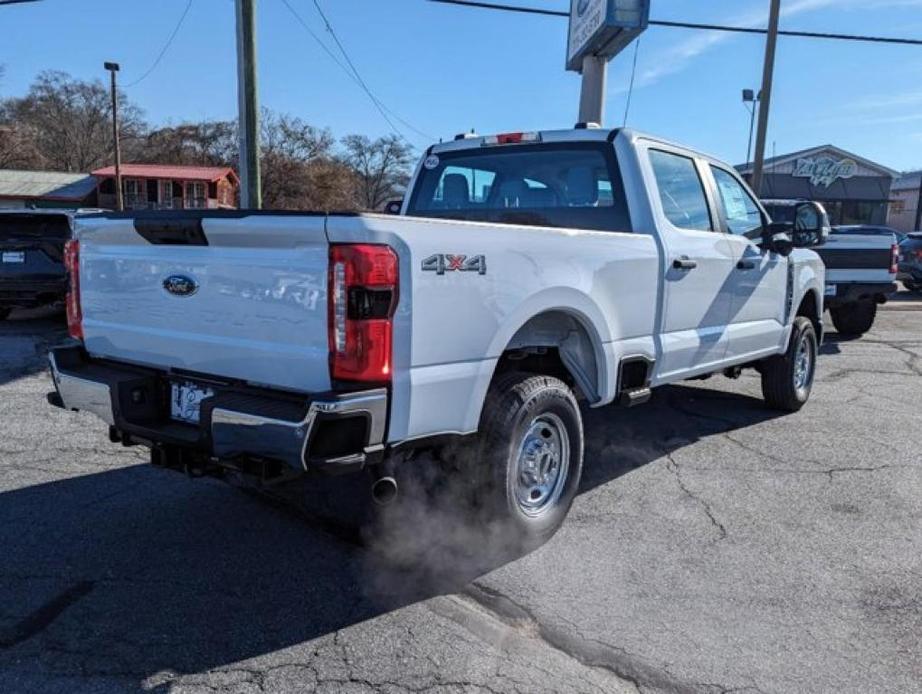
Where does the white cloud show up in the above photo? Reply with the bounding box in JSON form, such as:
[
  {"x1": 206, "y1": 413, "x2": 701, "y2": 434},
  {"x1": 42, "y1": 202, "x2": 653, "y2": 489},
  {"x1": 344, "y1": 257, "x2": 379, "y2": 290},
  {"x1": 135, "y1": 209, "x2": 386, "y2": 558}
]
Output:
[{"x1": 622, "y1": 0, "x2": 921, "y2": 91}]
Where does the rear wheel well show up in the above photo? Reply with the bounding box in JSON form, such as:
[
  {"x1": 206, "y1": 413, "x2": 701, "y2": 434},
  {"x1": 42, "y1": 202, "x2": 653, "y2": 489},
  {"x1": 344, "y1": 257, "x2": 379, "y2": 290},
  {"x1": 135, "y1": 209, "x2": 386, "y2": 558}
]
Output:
[{"x1": 494, "y1": 311, "x2": 601, "y2": 403}]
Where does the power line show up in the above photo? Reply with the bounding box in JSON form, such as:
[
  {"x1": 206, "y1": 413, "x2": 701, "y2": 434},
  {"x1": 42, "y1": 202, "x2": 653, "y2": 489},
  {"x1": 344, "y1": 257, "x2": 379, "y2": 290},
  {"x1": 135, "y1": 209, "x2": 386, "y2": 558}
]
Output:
[
  {"x1": 428, "y1": 0, "x2": 922, "y2": 46},
  {"x1": 124, "y1": 0, "x2": 194, "y2": 88},
  {"x1": 280, "y1": 0, "x2": 434, "y2": 143},
  {"x1": 308, "y1": 0, "x2": 410, "y2": 140}
]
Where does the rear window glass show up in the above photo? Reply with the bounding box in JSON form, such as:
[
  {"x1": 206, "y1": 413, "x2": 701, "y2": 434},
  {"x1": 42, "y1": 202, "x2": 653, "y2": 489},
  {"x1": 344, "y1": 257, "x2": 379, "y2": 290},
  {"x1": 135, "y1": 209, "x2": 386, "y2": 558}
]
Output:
[{"x1": 406, "y1": 143, "x2": 632, "y2": 233}]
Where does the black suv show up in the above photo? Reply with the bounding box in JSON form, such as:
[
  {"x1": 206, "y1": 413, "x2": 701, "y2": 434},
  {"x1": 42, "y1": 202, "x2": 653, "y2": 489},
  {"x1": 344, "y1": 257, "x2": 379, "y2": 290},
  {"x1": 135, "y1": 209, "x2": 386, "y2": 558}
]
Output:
[{"x1": 0, "y1": 209, "x2": 88, "y2": 320}]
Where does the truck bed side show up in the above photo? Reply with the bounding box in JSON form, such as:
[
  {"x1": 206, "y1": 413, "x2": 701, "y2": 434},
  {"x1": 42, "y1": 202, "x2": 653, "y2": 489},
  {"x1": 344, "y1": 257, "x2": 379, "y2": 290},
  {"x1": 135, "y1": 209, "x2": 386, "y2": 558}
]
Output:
[{"x1": 327, "y1": 213, "x2": 659, "y2": 442}]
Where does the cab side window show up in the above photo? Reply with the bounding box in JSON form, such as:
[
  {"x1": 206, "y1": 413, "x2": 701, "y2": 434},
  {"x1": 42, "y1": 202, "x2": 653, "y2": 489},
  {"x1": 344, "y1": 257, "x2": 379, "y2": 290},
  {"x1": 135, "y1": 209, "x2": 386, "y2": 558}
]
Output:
[
  {"x1": 710, "y1": 166, "x2": 764, "y2": 238},
  {"x1": 649, "y1": 150, "x2": 713, "y2": 232}
]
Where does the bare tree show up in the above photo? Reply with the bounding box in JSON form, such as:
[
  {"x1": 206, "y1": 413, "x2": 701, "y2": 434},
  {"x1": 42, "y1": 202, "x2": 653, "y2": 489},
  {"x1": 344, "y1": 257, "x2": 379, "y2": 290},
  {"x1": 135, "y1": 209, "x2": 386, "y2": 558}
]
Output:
[
  {"x1": 341, "y1": 134, "x2": 413, "y2": 210},
  {"x1": 7, "y1": 71, "x2": 145, "y2": 172},
  {"x1": 260, "y1": 110, "x2": 356, "y2": 210},
  {"x1": 132, "y1": 120, "x2": 237, "y2": 167}
]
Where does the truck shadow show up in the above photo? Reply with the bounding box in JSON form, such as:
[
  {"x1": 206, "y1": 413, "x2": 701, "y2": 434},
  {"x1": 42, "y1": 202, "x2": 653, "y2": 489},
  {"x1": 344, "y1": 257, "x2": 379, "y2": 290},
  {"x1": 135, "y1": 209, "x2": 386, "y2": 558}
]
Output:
[{"x1": 0, "y1": 383, "x2": 783, "y2": 689}]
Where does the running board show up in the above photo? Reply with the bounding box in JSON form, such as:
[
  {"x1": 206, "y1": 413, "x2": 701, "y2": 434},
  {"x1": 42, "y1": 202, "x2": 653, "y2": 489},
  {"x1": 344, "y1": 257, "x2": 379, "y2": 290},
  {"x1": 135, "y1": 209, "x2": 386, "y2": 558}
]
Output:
[{"x1": 618, "y1": 386, "x2": 652, "y2": 408}]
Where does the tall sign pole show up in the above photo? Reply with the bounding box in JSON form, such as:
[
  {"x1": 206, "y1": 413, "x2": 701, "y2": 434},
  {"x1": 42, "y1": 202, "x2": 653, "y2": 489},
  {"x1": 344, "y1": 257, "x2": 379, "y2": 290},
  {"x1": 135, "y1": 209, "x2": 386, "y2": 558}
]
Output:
[
  {"x1": 104, "y1": 62, "x2": 124, "y2": 212},
  {"x1": 235, "y1": 0, "x2": 261, "y2": 209},
  {"x1": 750, "y1": 0, "x2": 781, "y2": 197},
  {"x1": 567, "y1": 0, "x2": 649, "y2": 126},
  {"x1": 578, "y1": 55, "x2": 608, "y2": 125}
]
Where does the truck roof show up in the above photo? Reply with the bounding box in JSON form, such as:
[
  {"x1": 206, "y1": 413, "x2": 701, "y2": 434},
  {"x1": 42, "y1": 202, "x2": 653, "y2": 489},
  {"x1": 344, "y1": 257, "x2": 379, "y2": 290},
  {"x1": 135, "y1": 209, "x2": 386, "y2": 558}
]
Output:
[{"x1": 428, "y1": 127, "x2": 732, "y2": 169}]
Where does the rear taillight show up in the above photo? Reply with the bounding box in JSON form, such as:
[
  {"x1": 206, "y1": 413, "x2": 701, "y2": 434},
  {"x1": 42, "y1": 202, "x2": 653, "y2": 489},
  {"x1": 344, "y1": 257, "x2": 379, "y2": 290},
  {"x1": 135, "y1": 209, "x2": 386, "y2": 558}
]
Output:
[
  {"x1": 63, "y1": 239, "x2": 83, "y2": 340},
  {"x1": 328, "y1": 244, "x2": 398, "y2": 384},
  {"x1": 890, "y1": 243, "x2": 899, "y2": 274},
  {"x1": 915, "y1": 249, "x2": 922, "y2": 261}
]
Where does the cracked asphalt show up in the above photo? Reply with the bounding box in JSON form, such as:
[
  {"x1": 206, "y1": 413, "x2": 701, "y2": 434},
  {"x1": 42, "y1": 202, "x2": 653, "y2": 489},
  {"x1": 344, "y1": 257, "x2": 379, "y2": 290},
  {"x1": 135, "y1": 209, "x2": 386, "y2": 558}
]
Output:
[{"x1": 1, "y1": 297, "x2": 921, "y2": 693}]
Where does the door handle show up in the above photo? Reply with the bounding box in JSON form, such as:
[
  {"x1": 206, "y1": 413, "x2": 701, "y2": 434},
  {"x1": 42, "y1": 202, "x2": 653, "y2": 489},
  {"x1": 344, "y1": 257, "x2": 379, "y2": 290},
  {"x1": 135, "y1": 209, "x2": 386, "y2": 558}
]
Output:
[
  {"x1": 672, "y1": 257, "x2": 698, "y2": 270},
  {"x1": 736, "y1": 259, "x2": 757, "y2": 270}
]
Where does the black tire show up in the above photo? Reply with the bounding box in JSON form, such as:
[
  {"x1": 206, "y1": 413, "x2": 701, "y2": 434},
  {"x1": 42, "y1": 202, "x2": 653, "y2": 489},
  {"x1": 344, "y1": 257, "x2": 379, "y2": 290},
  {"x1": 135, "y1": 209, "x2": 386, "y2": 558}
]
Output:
[
  {"x1": 761, "y1": 316, "x2": 817, "y2": 412},
  {"x1": 467, "y1": 371, "x2": 584, "y2": 550},
  {"x1": 829, "y1": 301, "x2": 876, "y2": 336}
]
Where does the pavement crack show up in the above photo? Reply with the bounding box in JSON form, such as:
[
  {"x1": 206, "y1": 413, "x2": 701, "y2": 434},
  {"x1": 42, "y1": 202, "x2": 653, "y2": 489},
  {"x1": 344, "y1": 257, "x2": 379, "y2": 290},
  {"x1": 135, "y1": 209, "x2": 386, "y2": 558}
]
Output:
[
  {"x1": 0, "y1": 580, "x2": 94, "y2": 648},
  {"x1": 663, "y1": 448, "x2": 727, "y2": 542},
  {"x1": 461, "y1": 582, "x2": 690, "y2": 694}
]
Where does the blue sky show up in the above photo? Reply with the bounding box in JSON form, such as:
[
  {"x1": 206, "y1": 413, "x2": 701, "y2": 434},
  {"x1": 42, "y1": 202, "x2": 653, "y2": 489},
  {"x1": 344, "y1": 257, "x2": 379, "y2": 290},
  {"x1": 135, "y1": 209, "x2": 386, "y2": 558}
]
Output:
[{"x1": 2, "y1": 0, "x2": 922, "y2": 170}]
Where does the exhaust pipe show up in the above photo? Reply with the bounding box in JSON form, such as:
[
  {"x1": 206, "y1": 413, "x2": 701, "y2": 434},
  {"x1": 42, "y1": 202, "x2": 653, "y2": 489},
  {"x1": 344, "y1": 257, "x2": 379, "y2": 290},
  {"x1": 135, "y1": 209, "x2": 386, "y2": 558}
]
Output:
[
  {"x1": 370, "y1": 460, "x2": 398, "y2": 506},
  {"x1": 371, "y1": 475, "x2": 398, "y2": 506}
]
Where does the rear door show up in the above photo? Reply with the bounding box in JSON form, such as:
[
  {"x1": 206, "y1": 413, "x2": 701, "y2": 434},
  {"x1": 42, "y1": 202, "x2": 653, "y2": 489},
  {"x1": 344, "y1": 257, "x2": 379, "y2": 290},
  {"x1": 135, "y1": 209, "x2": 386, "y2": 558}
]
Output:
[
  {"x1": 706, "y1": 164, "x2": 788, "y2": 360},
  {"x1": 78, "y1": 213, "x2": 332, "y2": 393},
  {"x1": 643, "y1": 145, "x2": 736, "y2": 381}
]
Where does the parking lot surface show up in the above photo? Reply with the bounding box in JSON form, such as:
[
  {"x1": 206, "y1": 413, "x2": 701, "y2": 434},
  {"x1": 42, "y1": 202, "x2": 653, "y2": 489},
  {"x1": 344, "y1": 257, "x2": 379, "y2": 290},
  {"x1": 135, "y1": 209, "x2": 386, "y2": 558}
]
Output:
[{"x1": 1, "y1": 299, "x2": 920, "y2": 693}]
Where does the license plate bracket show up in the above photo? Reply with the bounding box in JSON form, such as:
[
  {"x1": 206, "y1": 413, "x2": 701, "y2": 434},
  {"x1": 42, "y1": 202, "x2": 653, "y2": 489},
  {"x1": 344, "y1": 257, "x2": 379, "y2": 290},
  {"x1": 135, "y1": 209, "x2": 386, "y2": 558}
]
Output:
[{"x1": 170, "y1": 381, "x2": 214, "y2": 424}]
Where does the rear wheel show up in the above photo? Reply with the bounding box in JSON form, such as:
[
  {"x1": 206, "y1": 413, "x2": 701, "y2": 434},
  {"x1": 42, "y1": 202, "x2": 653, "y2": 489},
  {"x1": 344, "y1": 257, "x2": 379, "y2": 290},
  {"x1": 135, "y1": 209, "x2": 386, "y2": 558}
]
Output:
[
  {"x1": 830, "y1": 300, "x2": 876, "y2": 336},
  {"x1": 761, "y1": 316, "x2": 817, "y2": 412},
  {"x1": 468, "y1": 372, "x2": 584, "y2": 550}
]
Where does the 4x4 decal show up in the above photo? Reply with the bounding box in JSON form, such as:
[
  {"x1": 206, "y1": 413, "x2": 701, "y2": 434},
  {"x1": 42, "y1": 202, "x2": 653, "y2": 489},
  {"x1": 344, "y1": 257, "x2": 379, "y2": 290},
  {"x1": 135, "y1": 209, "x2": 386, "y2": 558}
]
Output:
[{"x1": 421, "y1": 254, "x2": 487, "y2": 275}]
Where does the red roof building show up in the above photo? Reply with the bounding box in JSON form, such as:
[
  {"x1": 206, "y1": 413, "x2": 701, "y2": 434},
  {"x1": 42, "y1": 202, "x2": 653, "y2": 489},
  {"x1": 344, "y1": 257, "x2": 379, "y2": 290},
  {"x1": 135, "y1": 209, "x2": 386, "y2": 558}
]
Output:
[{"x1": 91, "y1": 164, "x2": 239, "y2": 211}]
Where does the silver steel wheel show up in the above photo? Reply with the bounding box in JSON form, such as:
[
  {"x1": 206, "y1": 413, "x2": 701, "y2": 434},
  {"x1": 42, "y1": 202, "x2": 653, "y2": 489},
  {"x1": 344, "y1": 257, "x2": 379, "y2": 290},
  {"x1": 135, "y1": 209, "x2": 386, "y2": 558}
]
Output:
[
  {"x1": 513, "y1": 412, "x2": 570, "y2": 518},
  {"x1": 793, "y1": 332, "x2": 815, "y2": 392}
]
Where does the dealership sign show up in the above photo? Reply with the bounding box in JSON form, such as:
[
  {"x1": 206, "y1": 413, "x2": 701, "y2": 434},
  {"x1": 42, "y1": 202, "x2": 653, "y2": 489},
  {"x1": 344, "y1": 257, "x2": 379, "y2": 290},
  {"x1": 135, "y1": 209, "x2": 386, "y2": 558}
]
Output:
[
  {"x1": 793, "y1": 156, "x2": 858, "y2": 188},
  {"x1": 567, "y1": 0, "x2": 650, "y2": 71}
]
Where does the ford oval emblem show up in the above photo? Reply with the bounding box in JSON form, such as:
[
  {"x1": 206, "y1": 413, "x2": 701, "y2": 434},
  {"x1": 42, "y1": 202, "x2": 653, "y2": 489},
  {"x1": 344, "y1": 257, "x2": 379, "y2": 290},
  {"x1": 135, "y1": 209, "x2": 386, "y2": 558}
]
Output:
[
  {"x1": 163, "y1": 274, "x2": 199, "y2": 298},
  {"x1": 576, "y1": 0, "x2": 591, "y2": 17}
]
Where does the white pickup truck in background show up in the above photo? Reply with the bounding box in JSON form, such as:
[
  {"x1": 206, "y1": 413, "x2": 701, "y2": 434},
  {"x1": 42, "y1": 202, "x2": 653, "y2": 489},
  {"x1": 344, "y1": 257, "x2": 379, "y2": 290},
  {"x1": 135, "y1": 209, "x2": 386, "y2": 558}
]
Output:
[
  {"x1": 763, "y1": 200, "x2": 898, "y2": 336},
  {"x1": 48, "y1": 128, "x2": 826, "y2": 547}
]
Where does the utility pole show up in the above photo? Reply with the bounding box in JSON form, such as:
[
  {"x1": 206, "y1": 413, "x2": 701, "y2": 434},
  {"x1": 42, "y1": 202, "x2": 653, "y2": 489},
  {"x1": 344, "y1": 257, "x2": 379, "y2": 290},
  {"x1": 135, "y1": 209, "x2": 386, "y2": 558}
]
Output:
[
  {"x1": 750, "y1": 0, "x2": 781, "y2": 197},
  {"x1": 742, "y1": 89, "x2": 760, "y2": 168},
  {"x1": 578, "y1": 55, "x2": 608, "y2": 125},
  {"x1": 104, "y1": 62, "x2": 124, "y2": 212},
  {"x1": 235, "y1": 0, "x2": 261, "y2": 209}
]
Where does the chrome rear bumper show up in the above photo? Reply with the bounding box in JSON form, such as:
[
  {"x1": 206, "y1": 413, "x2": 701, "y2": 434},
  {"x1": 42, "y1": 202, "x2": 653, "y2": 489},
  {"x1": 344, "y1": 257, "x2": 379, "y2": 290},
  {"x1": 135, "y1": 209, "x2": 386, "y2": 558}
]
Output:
[{"x1": 48, "y1": 347, "x2": 387, "y2": 472}]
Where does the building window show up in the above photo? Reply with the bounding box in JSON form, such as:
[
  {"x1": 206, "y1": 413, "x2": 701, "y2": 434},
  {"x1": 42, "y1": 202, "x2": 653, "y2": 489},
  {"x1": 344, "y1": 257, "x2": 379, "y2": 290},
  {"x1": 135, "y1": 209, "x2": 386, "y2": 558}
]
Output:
[
  {"x1": 160, "y1": 180, "x2": 173, "y2": 209},
  {"x1": 184, "y1": 181, "x2": 206, "y2": 209},
  {"x1": 123, "y1": 179, "x2": 144, "y2": 209}
]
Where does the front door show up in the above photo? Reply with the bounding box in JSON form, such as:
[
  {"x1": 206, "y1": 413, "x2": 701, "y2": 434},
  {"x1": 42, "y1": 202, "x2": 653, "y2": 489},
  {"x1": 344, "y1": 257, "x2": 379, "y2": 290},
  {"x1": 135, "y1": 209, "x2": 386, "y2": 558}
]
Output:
[
  {"x1": 646, "y1": 147, "x2": 737, "y2": 381},
  {"x1": 707, "y1": 165, "x2": 788, "y2": 360}
]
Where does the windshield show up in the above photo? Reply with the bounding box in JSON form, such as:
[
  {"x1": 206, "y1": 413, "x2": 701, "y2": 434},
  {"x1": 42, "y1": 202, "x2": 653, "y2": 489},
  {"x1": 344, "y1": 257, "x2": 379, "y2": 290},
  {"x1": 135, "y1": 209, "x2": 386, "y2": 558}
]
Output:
[{"x1": 406, "y1": 142, "x2": 632, "y2": 232}]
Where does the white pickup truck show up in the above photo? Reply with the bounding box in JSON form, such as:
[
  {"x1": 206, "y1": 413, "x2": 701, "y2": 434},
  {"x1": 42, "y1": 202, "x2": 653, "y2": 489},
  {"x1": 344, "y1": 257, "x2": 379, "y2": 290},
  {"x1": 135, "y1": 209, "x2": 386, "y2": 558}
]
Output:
[
  {"x1": 48, "y1": 128, "x2": 826, "y2": 546},
  {"x1": 763, "y1": 201, "x2": 898, "y2": 336}
]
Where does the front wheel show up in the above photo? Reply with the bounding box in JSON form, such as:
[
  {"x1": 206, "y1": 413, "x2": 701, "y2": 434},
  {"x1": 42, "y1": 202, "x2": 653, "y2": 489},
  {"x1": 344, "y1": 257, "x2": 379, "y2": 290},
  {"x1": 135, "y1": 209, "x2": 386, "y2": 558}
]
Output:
[
  {"x1": 761, "y1": 316, "x2": 817, "y2": 412},
  {"x1": 830, "y1": 300, "x2": 876, "y2": 336},
  {"x1": 470, "y1": 372, "x2": 584, "y2": 550}
]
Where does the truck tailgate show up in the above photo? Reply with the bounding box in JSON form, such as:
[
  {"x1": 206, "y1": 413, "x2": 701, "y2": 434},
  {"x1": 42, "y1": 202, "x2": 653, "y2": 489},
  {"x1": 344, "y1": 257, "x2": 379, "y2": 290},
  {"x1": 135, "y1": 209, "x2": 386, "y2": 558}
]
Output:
[
  {"x1": 77, "y1": 213, "x2": 332, "y2": 393},
  {"x1": 817, "y1": 233, "x2": 894, "y2": 284}
]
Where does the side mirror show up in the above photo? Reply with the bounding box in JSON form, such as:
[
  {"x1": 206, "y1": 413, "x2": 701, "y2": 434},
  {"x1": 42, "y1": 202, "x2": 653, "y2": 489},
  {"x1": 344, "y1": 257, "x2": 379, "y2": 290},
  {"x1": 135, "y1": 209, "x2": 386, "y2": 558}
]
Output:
[
  {"x1": 761, "y1": 225, "x2": 795, "y2": 257},
  {"x1": 791, "y1": 201, "x2": 830, "y2": 247},
  {"x1": 383, "y1": 200, "x2": 403, "y2": 215}
]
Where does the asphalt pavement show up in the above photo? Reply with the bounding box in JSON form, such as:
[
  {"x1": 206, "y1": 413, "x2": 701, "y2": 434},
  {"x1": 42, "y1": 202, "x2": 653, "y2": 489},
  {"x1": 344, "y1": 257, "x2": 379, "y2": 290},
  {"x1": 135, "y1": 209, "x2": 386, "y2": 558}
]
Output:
[{"x1": 0, "y1": 296, "x2": 920, "y2": 693}]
